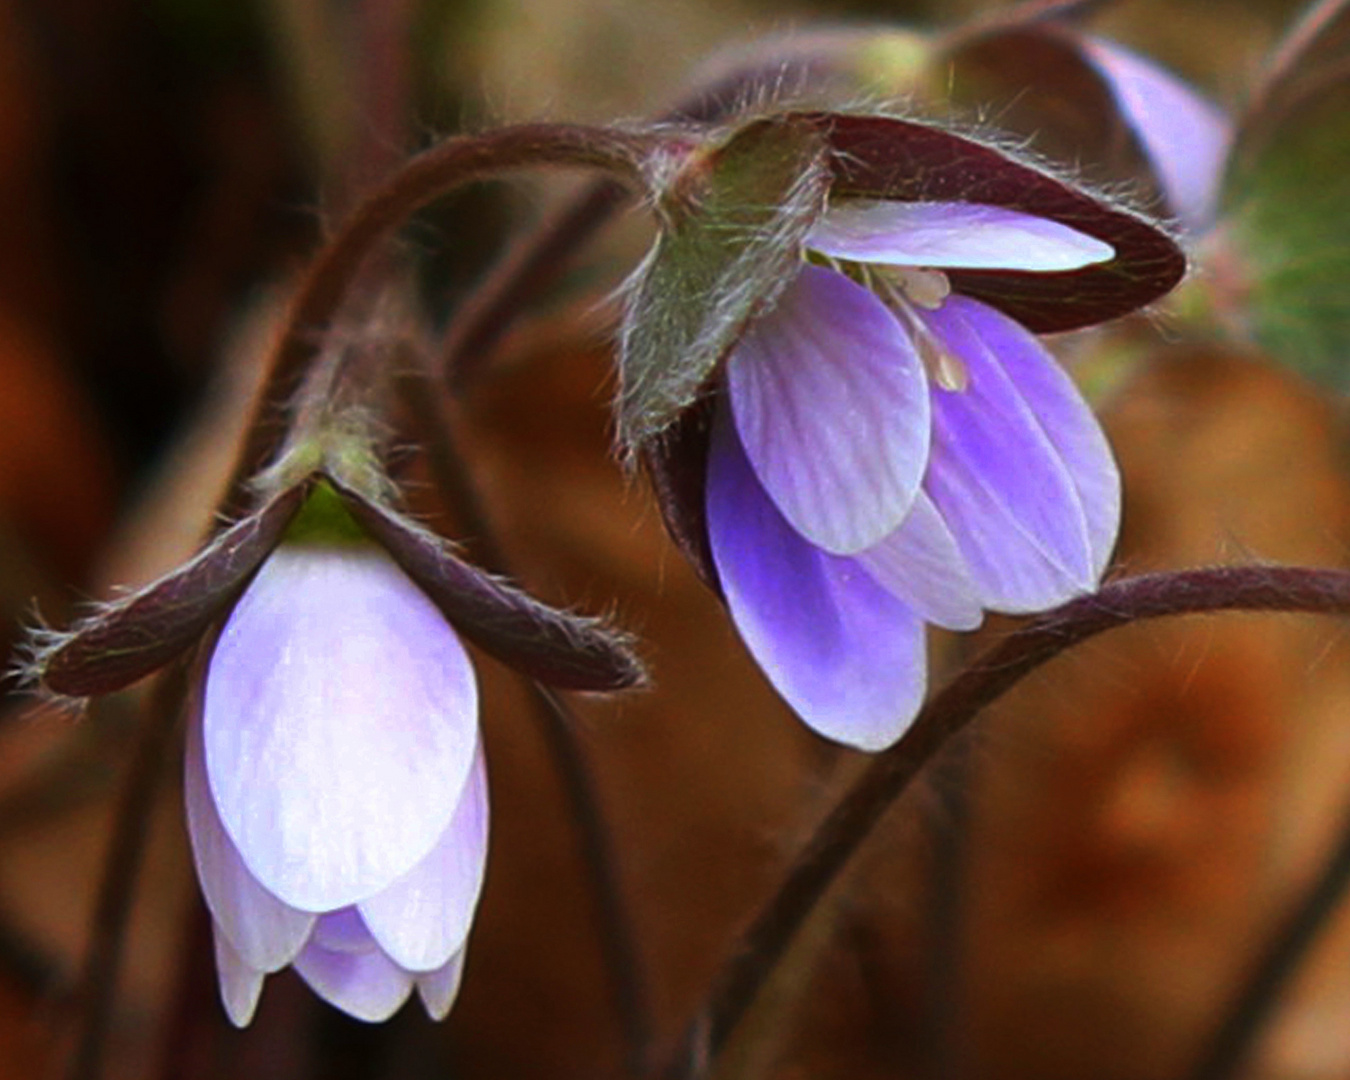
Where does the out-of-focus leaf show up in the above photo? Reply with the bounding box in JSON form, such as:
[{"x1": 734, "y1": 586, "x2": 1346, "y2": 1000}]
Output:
[
  {"x1": 810, "y1": 111, "x2": 1186, "y2": 331},
  {"x1": 617, "y1": 116, "x2": 830, "y2": 451},
  {"x1": 1223, "y1": 0, "x2": 1350, "y2": 385}
]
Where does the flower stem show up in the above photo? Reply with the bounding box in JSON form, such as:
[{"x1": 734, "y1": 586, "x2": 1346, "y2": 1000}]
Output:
[
  {"x1": 394, "y1": 355, "x2": 654, "y2": 1074},
  {"x1": 662, "y1": 565, "x2": 1350, "y2": 1079},
  {"x1": 222, "y1": 122, "x2": 675, "y2": 518},
  {"x1": 64, "y1": 669, "x2": 184, "y2": 1080},
  {"x1": 1187, "y1": 787, "x2": 1350, "y2": 1080}
]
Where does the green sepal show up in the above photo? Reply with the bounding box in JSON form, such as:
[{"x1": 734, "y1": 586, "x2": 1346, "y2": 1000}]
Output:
[
  {"x1": 617, "y1": 115, "x2": 830, "y2": 452},
  {"x1": 283, "y1": 480, "x2": 371, "y2": 546}
]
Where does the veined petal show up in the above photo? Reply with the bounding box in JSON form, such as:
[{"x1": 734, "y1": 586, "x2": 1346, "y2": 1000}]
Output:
[
  {"x1": 855, "y1": 492, "x2": 984, "y2": 631},
  {"x1": 727, "y1": 263, "x2": 930, "y2": 555},
  {"x1": 707, "y1": 409, "x2": 927, "y2": 751},
  {"x1": 213, "y1": 929, "x2": 266, "y2": 1028},
  {"x1": 917, "y1": 296, "x2": 1102, "y2": 612},
  {"x1": 807, "y1": 200, "x2": 1115, "y2": 270},
  {"x1": 293, "y1": 940, "x2": 415, "y2": 1023},
  {"x1": 968, "y1": 299, "x2": 1122, "y2": 577},
  {"x1": 417, "y1": 950, "x2": 468, "y2": 1021},
  {"x1": 184, "y1": 703, "x2": 315, "y2": 972},
  {"x1": 204, "y1": 546, "x2": 479, "y2": 913},
  {"x1": 361, "y1": 741, "x2": 489, "y2": 972},
  {"x1": 1083, "y1": 38, "x2": 1229, "y2": 232}
]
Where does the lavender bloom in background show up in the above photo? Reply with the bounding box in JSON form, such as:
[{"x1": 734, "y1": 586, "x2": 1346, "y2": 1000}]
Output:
[
  {"x1": 1081, "y1": 37, "x2": 1231, "y2": 233},
  {"x1": 707, "y1": 200, "x2": 1121, "y2": 750},
  {"x1": 185, "y1": 543, "x2": 488, "y2": 1025}
]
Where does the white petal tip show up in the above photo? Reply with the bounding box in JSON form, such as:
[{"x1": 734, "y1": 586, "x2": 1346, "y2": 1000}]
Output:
[
  {"x1": 417, "y1": 952, "x2": 468, "y2": 1020},
  {"x1": 214, "y1": 930, "x2": 265, "y2": 1027}
]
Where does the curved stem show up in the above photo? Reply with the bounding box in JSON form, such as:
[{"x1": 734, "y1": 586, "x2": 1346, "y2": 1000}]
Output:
[
  {"x1": 1187, "y1": 787, "x2": 1350, "y2": 1080},
  {"x1": 663, "y1": 564, "x2": 1350, "y2": 1079},
  {"x1": 222, "y1": 123, "x2": 677, "y2": 517},
  {"x1": 65, "y1": 669, "x2": 185, "y2": 1080}
]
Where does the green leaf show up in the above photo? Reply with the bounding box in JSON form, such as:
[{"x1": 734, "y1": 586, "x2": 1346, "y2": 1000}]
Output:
[
  {"x1": 617, "y1": 116, "x2": 829, "y2": 451},
  {"x1": 1223, "y1": 0, "x2": 1350, "y2": 385}
]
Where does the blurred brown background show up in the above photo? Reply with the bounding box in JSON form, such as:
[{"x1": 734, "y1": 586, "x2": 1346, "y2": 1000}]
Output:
[{"x1": 1, "y1": 1, "x2": 1347, "y2": 1078}]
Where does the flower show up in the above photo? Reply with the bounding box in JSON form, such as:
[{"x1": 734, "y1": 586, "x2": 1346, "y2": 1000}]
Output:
[
  {"x1": 184, "y1": 540, "x2": 488, "y2": 1025},
  {"x1": 705, "y1": 199, "x2": 1122, "y2": 750}
]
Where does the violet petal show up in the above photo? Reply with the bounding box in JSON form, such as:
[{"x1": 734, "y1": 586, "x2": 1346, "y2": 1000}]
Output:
[
  {"x1": 1083, "y1": 38, "x2": 1230, "y2": 232},
  {"x1": 727, "y1": 263, "x2": 930, "y2": 555},
  {"x1": 807, "y1": 200, "x2": 1114, "y2": 269},
  {"x1": 855, "y1": 492, "x2": 984, "y2": 631},
  {"x1": 293, "y1": 940, "x2": 415, "y2": 1023},
  {"x1": 918, "y1": 296, "x2": 1102, "y2": 611},
  {"x1": 967, "y1": 297, "x2": 1122, "y2": 577},
  {"x1": 707, "y1": 409, "x2": 927, "y2": 751},
  {"x1": 204, "y1": 546, "x2": 479, "y2": 913},
  {"x1": 311, "y1": 908, "x2": 378, "y2": 954},
  {"x1": 360, "y1": 742, "x2": 489, "y2": 972}
]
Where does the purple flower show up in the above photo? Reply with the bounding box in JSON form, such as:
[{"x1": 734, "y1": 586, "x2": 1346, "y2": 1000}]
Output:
[
  {"x1": 1077, "y1": 38, "x2": 1230, "y2": 233},
  {"x1": 184, "y1": 542, "x2": 487, "y2": 1025},
  {"x1": 706, "y1": 199, "x2": 1121, "y2": 750}
]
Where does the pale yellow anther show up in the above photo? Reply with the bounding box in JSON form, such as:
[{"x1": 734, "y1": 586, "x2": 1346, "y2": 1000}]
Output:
[{"x1": 896, "y1": 267, "x2": 951, "y2": 310}]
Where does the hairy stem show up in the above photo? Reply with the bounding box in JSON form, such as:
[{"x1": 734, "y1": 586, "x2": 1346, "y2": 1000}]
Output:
[
  {"x1": 223, "y1": 123, "x2": 677, "y2": 517},
  {"x1": 664, "y1": 565, "x2": 1350, "y2": 1079}
]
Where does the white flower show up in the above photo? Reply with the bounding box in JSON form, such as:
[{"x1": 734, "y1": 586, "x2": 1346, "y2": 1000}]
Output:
[{"x1": 184, "y1": 543, "x2": 488, "y2": 1024}]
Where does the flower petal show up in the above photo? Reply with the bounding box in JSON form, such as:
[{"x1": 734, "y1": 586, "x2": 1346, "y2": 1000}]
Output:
[
  {"x1": 917, "y1": 296, "x2": 1105, "y2": 611},
  {"x1": 855, "y1": 492, "x2": 984, "y2": 631},
  {"x1": 807, "y1": 200, "x2": 1115, "y2": 270},
  {"x1": 204, "y1": 546, "x2": 479, "y2": 912},
  {"x1": 707, "y1": 409, "x2": 927, "y2": 751},
  {"x1": 312, "y1": 908, "x2": 378, "y2": 954},
  {"x1": 1082, "y1": 38, "x2": 1230, "y2": 232},
  {"x1": 416, "y1": 950, "x2": 468, "y2": 1021},
  {"x1": 184, "y1": 702, "x2": 315, "y2": 972},
  {"x1": 727, "y1": 263, "x2": 930, "y2": 555},
  {"x1": 360, "y1": 741, "x2": 489, "y2": 972},
  {"x1": 213, "y1": 929, "x2": 266, "y2": 1028},
  {"x1": 969, "y1": 301, "x2": 1121, "y2": 578},
  {"x1": 293, "y1": 940, "x2": 415, "y2": 1023}
]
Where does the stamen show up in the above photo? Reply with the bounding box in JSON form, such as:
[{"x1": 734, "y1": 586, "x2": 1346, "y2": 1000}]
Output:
[
  {"x1": 895, "y1": 267, "x2": 951, "y2": 310},
  {"x1": 916, "y1": 331, "x2": 970, "y2": 392}
]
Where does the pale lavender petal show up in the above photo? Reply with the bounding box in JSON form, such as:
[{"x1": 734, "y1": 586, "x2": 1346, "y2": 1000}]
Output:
[
  {"x1": 727, "y1": 263, "x2": 930, "y2": 555},
  {"x1": 361, "y1": 742, "x2": 489, "y2": 972},
  {"x1": 293, "y1": 939, "x2": 415, "y2": 1023},
  {"x1": 855, "y1": 492, "x2": 984, "y2": 631},
  {"x1": 707, "y1": 409, "x2": 928, "y2": 751},
  {"x1": 312, "y1": 908, "x2": 378, "y2": 954},
  {"x1": 1083, "y1": 38, "x2": 1230, "y2": 232},
  {"x1": 807, "y1": 200, "x2": 1114, "y2": 270},
  {"x1": 213, "y1": 929, "x2": 266, "y2": 1028},
  {"x1": 918, "y1": 296, "x2": 1098, "y2": 612},
  {"x1": 416, "y1": 950, "x2": 468, "y2": 1020},
  {"x1": 204, "y1": 546, "x2": 479, "y2": 913},
  {"x1": 184, "y1": 705, "x2": 315, "y2": 972}
]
